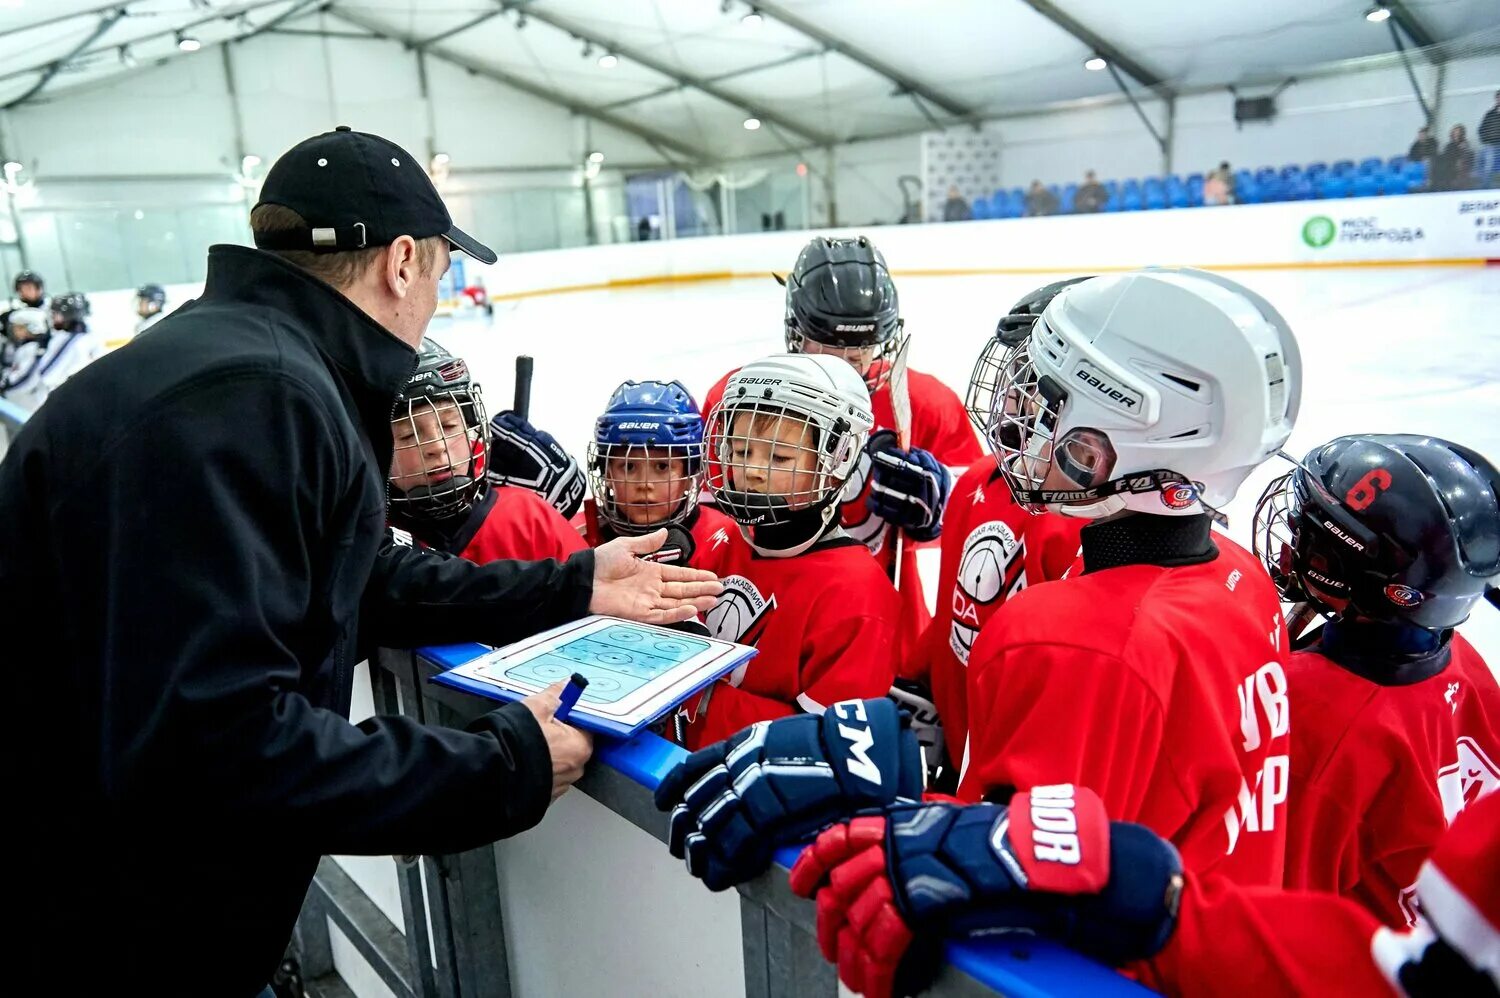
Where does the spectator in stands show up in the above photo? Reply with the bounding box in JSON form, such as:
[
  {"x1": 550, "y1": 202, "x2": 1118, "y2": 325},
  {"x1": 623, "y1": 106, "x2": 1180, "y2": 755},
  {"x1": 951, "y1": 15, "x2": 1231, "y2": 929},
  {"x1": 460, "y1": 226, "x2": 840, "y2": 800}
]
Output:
[
  {"x1": 1407, "y1": 125, "x2": 1437, "y2": 169},
  {"x1": 1480, "y1": 91, "x2": 1500, "y2": 179},
  {"x1": 1073, "y1": 170, "x2": 1107, "y2": 213},
  {"x1": 1024, "y1": 180, "x2": 1059, "y2": 217},
  {"x1": 943, "y1": 185, "x2": 972, "y2": 222},
  {"x1": 1435, "y1": 124, "x2": 1475, "y2": 191},
  {"x1": 1203, "y1": 165, "x2": 1231, "y2": 206}
]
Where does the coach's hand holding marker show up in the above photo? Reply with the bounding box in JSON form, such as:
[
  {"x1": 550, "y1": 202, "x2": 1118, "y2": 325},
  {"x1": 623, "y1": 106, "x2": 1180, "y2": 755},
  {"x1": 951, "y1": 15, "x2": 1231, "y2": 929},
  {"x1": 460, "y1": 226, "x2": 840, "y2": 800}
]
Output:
[
  {"x1": 591, "y1": 528, "x2": 722, "y2": 625},
  {"x1": 522, "y1": 679, "x2": 595, "y2": 801}
]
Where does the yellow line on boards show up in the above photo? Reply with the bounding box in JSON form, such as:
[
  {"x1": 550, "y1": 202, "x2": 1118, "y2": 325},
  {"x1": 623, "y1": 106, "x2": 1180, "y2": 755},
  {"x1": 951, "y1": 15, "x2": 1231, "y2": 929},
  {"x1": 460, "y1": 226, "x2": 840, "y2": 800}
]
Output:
[{"x1": 479, "y1": 257, "x2": 1490, "y2": 303}]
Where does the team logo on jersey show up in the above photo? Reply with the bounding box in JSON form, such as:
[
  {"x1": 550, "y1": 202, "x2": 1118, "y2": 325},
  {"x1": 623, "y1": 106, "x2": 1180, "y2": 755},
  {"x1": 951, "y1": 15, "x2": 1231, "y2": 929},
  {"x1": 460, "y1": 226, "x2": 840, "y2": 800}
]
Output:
[
  {"x1": 389, "y1": 527, "x2": 414, "y2": 548},
  {"x1": 1160, "y1": 482, "x2": 1198, "y2": 511},
  {"x1": 949, "y1": 521, "x2": 1023, "y2": 663},
  {"x1": 704, "y1": 575, "x2": 778, "y2": 673},
  {"x1": 1384, "y1": 583, "x2": 1424, "y2": 608},
  {"x1": 840, "y1": 448, "x2": 887, "y2": 554},
  {"x1": 709, "y1": 527, "x2": 731, "y2": 550},
  {"x1": 1446, "y1": 682, "x2": 1461, "y2": 715},
  {"x1": 1437, "y1": 736, "x2": 1499, "y2": 823}
]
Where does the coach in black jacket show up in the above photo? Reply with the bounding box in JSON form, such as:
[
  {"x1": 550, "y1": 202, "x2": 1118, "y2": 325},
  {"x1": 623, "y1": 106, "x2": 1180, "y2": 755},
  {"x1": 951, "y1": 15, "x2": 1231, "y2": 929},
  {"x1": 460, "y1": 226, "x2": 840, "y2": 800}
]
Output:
[{"x1": 0, "y1": 128, "x2": 720, "y2": 995}]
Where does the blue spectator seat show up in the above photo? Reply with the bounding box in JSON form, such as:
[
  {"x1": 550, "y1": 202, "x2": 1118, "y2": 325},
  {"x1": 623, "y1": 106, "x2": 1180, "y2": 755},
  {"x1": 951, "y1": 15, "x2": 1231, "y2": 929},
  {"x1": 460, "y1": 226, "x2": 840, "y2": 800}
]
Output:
[
  {"x1": 1387, "y1": 156, "x2": 1406, "y2": 174},
  {"x1": 1255, "y1": 166, "x2": 1277, "y2": 185},
  {"x1": 1404, "y1": 161, "x2": 1427, "y2": 187},
  {"x1": 1062, "y1": 183, "x2": 1079, "y2": 212},
  {"x1": 1280, "y1": 163, "x2": 1301, "y2": 180},
  {"x1": 1351, "y1": 173, "x2": 1381, "y2": 197},
  {"x1": 1121, "y1": 186, "x2": 1144, "y2": 211},
  {"x1": 1320, "y1": 173, "x2": 1352, "y2": 198},
  {"x1": 1286, "y1": 177, "x2": 1314, "y2": 201},
  {"x1": 1145, "y1": 186, "x2": 1168, "y2": 210},
  {"x1": 1383, "y1": 172, "x2": 1411, "y2": 196},
  {"x1": 1306, "y1": 162, "x2": 1328, "y2": 182},
  {"x1": 1359, "y1": 157, "x2": 1383, "y2": 174},
  {"x1": 1333, "y1": 159, "x2": 1356, "y2": 176},
  {"x1": 970, "y1": 197, "x2": 990, "y2": 220}
]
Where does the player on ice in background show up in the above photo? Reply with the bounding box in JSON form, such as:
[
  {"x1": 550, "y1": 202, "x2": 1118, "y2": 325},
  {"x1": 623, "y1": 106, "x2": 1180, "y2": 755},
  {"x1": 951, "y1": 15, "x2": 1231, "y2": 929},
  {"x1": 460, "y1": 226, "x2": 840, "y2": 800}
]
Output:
[
  {"x1": 1, "y1": 269, "x2": 47, "y2": 351},
  {"x1": 679, "y1": 353, "x2": 900, "y2": 750},
  {"x1": 954, "y1": 268, "x2": 1302, "y2": 890},
  {"x1": 2, "y1": 292, "x2": 102, "y2": 412},
  {"x1": 701, "y1": 236, "x2": 979, "y2": 670},
  {"x1": 581, "y1": 379, "x2": 735, "y2": 571},
  {"x1": 898, "y1": 278, "x2": 1090, "y2": 790},
  {"x1": 388, "y1": 339, "x2": 585, "y2": 563},
  {"x1": 1252, "y1": 432, "x2": 1500, "y2": 928},
  {"x1": 133, "y1": 284, "x2": 168, "y2": 337},
  {"x1": 787, "y1": 779, "x2": 1499, "y2": 998}
]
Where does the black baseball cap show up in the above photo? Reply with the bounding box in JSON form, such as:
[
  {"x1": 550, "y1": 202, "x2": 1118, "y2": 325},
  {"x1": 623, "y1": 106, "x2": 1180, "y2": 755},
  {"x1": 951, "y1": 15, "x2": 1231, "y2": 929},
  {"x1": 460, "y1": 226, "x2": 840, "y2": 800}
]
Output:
[{"x1": 253, "y1": 126, "x2": 496, "y2": 265}]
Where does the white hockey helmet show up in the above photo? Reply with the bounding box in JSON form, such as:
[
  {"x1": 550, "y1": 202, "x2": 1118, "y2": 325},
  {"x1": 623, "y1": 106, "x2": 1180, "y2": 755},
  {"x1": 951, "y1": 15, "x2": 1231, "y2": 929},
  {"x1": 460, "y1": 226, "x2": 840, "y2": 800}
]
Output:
[
  {"x1": 989, "y1": 268, "x2": 1301, "y2": 520},
  {"x1": 707, "y1": 353, "x2": 874, "y2": 556},
  {"x1": 5, "y1": 306, "x2": 48, "y2": 342}
]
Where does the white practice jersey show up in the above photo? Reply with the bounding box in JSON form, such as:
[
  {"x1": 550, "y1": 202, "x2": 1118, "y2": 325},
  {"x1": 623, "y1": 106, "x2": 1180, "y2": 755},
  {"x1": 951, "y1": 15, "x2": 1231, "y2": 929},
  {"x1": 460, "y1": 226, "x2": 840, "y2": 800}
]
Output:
[
  {"x1": 135, "y1": 311, "x2": 166, "y2": 336},
  {"x1": 1, "y1": 330, "x2": 103, "y2": 411}
]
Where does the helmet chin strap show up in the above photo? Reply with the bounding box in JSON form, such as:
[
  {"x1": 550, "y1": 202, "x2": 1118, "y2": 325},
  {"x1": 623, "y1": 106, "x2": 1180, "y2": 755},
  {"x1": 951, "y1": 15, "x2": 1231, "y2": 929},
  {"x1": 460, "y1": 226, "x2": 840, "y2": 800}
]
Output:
[{"x1": 724, "y1": 492, "x2": 843, "y2": 557}]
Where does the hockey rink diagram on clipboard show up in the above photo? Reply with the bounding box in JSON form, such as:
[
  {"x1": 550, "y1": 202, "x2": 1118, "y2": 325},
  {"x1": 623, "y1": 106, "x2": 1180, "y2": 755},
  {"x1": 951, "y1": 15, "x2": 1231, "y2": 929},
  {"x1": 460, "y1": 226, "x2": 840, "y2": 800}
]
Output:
[{"x1": 484, "y1": 623, "x2": 712, "y2": 706}]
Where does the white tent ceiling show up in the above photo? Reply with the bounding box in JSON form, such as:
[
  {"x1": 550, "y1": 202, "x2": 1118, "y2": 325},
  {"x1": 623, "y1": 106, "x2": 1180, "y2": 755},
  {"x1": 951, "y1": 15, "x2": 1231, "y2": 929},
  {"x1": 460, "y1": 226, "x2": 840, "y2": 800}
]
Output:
[{"x1": 0, "y1": 0, "x2": 1495, "y2": 161}]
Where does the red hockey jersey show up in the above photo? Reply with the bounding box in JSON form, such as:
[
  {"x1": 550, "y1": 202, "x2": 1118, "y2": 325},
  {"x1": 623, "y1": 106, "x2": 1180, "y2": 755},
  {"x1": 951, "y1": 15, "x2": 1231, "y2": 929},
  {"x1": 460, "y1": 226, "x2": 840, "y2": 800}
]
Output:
[
  {"x1": 1282, "y1": 631, "x2": 1499, "y2": 927},
  {"x1": 452, "y1": 485, "x2": 588, "y2": 563},
  {"x1": 960, "y1": 529, "x2": 1292, "y2": 887},
  {"x1": 916, "y1": 463, "x2": 1085, "y2": 760},
  {"x1": 1140, "y1": 789, "x2": 1499, "y2": 997},
  {"x1": 703, "y1": 364, "x2": 981, "y2": 670},
  {"x1": 577, "y1": 502, "x2": 738, "y2": 574},
  {"x1": 684, "y1": 533, "x2": 899, "y2": 750}
]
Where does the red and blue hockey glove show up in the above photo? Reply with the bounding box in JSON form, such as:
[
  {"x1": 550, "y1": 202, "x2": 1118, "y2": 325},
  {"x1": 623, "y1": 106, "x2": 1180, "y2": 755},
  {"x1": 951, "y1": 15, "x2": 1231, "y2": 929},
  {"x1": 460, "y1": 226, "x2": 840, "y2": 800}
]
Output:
[
  {"x1": 487, "y1": 410, "x2": 586, "y2": 519},
  {"x1": 866, "y1": 430, "x2": 951, "y2": 541},
  {"x1": 788, "y1": 785, "x2": 1184, "y2": 998},
  {"x1": 654, "y1": 699, "x2": 924, "y2": 891}
]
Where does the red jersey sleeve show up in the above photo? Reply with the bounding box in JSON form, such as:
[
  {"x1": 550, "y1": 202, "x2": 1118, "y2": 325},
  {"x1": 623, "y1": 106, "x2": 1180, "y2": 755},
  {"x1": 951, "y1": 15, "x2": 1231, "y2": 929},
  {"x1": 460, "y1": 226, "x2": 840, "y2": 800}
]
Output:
[
  {"x1": 1140, "y1": 873, "x2": 1392, "y2": 997},
  {"x1": 960, "y1": 640, "x2": 1175, "y2": 820},
  {"x1": 461, "y1": 486, "x2": 587, "y2": 563}
]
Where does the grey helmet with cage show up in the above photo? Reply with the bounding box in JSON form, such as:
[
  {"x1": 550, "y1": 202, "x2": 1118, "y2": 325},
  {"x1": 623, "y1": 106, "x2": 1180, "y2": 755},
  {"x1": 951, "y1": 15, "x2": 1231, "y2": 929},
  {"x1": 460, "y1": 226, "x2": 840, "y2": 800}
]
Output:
[
  {"x1": 783, "y1": 236, "x2": 908, "y2": 392},
  {"x1": 988, "y1": 268, "x2": 1301, "y2": 520},
  {"x1": 706, "y1": 353, "x2": 874, "y2": 557},
  {"x1": 388, "y1": 338, "x2": 489, "y2": 528},
  {"x1": 5, "y1": 306, "x2": 49, "y2": 344}
]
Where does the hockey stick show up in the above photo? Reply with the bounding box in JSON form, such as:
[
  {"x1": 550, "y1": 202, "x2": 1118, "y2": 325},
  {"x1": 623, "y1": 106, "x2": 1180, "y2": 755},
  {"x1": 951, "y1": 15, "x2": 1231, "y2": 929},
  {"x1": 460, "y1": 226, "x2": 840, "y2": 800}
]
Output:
[
  {"x1": 513, "y1": 354, "x2": 533, "y2": 421},
  {"x1": 888, "y1": 337, "x2": 913, "y2": 587}
]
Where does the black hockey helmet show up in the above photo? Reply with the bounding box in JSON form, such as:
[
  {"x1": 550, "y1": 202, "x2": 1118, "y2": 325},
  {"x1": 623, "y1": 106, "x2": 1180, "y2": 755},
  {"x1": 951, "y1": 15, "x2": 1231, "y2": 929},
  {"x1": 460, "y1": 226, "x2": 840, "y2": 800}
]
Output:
[
  {"x1": 136, "y1": 284, "x2": 167, "y2": 311},
  {"x1": 50, "y1": 291, "x2": 90, "y2": 329},
  {"x1": 14, "y1": 269, "x2": 44, "y2": 304},
  {"x1": 388, "y1": 338, "x2": 490, "y2": 526},
  {"x1": 784, "y1": 236, "x2": 906, "y2": 389},
  {"x1": 1254, "y1": 434, "x2": 1500, "y2": 631},
  {"x1": 966, "y1": 275, "x2": 1095, "y2": 436}
]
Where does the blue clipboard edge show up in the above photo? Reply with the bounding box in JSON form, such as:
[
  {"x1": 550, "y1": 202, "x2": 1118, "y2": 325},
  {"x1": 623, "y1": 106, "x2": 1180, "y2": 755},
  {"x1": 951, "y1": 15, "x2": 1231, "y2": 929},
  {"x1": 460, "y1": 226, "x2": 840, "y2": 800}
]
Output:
[
  {"x1": 416, "y1": 645, "x2": 1153, "y2": 996},
  {"x1": 426, "y1": 627, "x2": 755, "y2": 740}
]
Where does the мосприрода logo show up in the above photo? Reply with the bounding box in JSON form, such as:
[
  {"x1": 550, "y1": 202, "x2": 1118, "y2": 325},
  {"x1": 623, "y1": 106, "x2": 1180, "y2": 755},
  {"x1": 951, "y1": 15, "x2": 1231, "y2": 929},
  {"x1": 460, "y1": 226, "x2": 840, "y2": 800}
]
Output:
[{"x1": 1302, "y1": 215, "x2": 1337, "y2": 248}]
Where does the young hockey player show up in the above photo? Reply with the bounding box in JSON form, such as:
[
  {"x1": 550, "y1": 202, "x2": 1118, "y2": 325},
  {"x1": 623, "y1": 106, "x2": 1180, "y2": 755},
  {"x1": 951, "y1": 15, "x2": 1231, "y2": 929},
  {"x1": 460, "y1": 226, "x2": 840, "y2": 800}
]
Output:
[
  {"x1": 788, "y1": 779, "x2": 1499, "y2": 998},
  {"x1": 2, "y1": 292, "x2": 102, "y2": 412},
  {"x1": 898, "y1": 278, "x2": 1090, "y2": 789},
  {"x1": 702, "y1": 236, "x2": 979, "y2": 666},
  {"x1": 1253, "y1": 432, "x2": 1499, "y2": 928},
  {"x1": 134, "y1": 284, "x2": 168, "y2": 336},
  {"x1": 581, "y1": 379, "x2": 735, "y2": 570},
  {"x1": 388, "y1": 339, "x2": 585, "y2": 563},
  {"x1": 0, "y1": 269, "x2": 46, "y2": 337},
  {"x1": 681, "y1": 353, "x2": 900, "y2": 750},
  {"x1": 957, "y1": 268, "x2": 1302, "y2": 888}
]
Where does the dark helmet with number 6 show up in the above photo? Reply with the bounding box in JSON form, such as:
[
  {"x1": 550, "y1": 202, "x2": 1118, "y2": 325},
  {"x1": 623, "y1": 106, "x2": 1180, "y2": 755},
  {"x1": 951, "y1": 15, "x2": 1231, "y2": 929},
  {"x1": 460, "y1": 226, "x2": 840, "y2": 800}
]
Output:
[
  {"x1": 783, "y1": 236, "x2": 906, "y2": 391},
  {"x1": 1253, "y1": 434, "x2": 1500, "y2": 631},
  {"x1": 387, "y1": 338, "x2": 489, "y2": 527}
]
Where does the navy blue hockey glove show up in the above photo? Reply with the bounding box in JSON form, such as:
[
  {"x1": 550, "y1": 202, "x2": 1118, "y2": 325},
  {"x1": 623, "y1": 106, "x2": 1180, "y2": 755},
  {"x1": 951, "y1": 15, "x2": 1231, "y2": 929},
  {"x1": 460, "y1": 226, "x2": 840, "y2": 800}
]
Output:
[
  {"x1": 789, "y1": 785, "x2": 1184, "y2": 998},
  {"x1": 654, "y1": 698, "x2": 924, "y2": 891},
  {"x1": 865, "y1": 430, "x2": 951, "y2": 541},
  {"x1": 487, "y1": 410, "x2": 586, "y2": 519}
]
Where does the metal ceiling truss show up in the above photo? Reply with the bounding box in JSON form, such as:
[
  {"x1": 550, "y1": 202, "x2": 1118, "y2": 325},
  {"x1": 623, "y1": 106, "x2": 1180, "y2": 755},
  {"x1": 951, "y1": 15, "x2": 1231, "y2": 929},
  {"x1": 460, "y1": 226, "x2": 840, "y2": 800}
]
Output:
[
  {"x1": 1013, "y1": 0, "x2": 1174, "y2": 97},
  {"x1": 331, "y1": 7, "x2": 712, "y2": 165}
]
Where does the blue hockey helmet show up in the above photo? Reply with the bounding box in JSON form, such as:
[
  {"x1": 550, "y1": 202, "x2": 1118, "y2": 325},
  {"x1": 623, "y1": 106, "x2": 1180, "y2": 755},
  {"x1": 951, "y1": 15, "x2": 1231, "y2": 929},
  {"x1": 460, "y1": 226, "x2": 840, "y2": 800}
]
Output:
[
  {"x1": 587, "y1": 379, "x2": 705, "y2": 534},
  {"x1": 1254, "y1": 434, "x2": 1500, "y2": 631}
]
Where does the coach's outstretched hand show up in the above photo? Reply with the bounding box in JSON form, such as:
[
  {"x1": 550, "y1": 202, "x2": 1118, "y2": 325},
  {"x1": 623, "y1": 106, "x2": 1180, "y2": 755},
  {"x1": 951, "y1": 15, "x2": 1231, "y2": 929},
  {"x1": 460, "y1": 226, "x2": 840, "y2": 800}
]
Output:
[
  {"x1": 654, "y1": 699, "x2": 924, "y2": 891},
  {"x1": 591, "y1": 528, "x2": 721, "y2": 625}
]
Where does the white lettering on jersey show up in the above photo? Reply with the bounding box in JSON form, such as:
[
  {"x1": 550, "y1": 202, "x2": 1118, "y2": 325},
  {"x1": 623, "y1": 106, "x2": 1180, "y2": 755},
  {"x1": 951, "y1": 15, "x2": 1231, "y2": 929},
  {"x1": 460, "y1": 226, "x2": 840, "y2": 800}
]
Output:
[
  {"x1": 704, "y1": 576, "x2": 777, "y2": 684},
  {"x1": 1437, "y1": 736, "x2": 1499, "y2": 823},
  {"x1": 1224, "y1": 661, "x2": 1291, "y2": 854},
  {"x1": 389, "y1": 527, "x2": 414, "y2": 548},
  {"x1": 1226, "y1": 569, "x2": 1241, "y2": 591},
  {"x1": 949, "y1": 520, "x2": 1022, "y2": 664},
  {"x1": 833, "y1": 699, "x2": 883, "y2": 786}
]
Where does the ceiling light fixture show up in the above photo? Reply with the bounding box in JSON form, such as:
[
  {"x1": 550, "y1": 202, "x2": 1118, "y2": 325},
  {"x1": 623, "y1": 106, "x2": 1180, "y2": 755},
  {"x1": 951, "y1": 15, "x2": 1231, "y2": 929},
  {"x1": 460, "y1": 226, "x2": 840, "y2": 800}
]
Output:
[
  {"x1": 743, "y1": 116, "x2": 762, "y2": 130},
  {"x1": 177, "y1": 33, "x2": 202, "y2": 52},
  {"x1": 597, "y1": 52, "x2": 618, "y2": 69},
  {"x1": 587, "y1": 151, "x2": 605, "y2": 164},
  {"x1": 742, "y1": 9, "x2": 763, "y2": 28},
  {"x1": 1084, "y1": 55, "x2": 1107, "y2": 71},
  {"x1": 1365, "y1": 6, "x2": 1392, "y2": 22}
]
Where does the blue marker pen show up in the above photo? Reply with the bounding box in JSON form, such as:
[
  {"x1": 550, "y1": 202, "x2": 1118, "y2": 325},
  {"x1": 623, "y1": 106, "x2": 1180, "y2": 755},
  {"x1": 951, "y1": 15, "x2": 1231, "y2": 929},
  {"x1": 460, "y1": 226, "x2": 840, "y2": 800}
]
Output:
[{"x1": 555, "y1": 672, "x2": 589, "y2": 723}]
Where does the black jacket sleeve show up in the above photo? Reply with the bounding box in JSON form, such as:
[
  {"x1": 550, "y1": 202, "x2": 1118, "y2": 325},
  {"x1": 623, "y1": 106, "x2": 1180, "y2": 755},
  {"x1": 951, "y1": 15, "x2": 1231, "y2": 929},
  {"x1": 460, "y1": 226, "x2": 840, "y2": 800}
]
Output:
[
  {"x1": 360, "y1": 534, "x2": 594, "y2": 649},
  {"x1": 67, "y1": 370, "x2": 552, "y2": 856}
]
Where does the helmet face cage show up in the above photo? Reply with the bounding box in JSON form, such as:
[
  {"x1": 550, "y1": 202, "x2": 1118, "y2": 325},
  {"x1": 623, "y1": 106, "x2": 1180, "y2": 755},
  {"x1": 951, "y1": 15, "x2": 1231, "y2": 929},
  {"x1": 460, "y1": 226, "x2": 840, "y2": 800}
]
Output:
[
  {"x1": 6, "y1": 308, "x2": 48, "y2": 343},
  {"x1": 787, "y1": 321, "x2": 909, "y2": 393},
  {"x1": 586, "y1": 440, "x2": 704, "y2": 534},
  {"x1": 1252, "y1": 471, "x2": 1313, "y2": 606},
  {"x1": 389, "y1": 386, "x2": 489, "y2": 523},
  {"x1": 706, "y1": 398, "x2": 848, "y2": 528}
]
